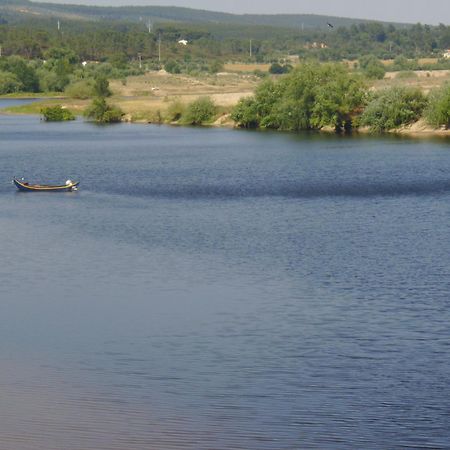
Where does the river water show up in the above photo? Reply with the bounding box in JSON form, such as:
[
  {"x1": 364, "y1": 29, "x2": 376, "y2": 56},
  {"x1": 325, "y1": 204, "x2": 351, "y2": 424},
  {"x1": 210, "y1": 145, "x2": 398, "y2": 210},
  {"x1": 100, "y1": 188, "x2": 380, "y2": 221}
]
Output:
[{"x1": 0, "y1": 100, "x2": 450, "y2": 449}]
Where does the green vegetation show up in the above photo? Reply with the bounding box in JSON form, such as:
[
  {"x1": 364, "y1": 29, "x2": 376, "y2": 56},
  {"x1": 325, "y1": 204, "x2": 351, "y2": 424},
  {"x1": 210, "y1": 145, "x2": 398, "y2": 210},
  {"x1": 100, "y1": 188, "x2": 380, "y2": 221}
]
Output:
[
  {"x1": 425, "y1": 84, "x2": 450, "y2": 129},
  {"x1": 166, "y1": 99, "x2": 186, "y2": 122},
  {"x1": 0, "y1": 2, "x2": 449, "y2": 132},
  {"x1": 0, "y1": 2, "x2": 450, "y2": 76},
  {"x1": 358, "y1": 55, "x2": 386, "y2": 80},
  {"x1": 232, "y1": 63, "x2": 366, "y2": 132},
  {"x1": 41, "y1": 105, "x2": 75, "y2": 121},
  {"x1": 183, "y1": 96, "x2": 216, "y2": 125},
  {"x1": 64, "y1": 79, "x2": 94, "y2": 99},
  {"x1": 360, "y1": 87, "x2": 427, "y2": 132},
  {"x1": 269, "y1": 63, "x2": 292, "y2": 75},
  {"x1": 84, "y1": 78, "x2": 122, "y2": 123},
  {"x1": 84, "y1": 97, "x2": 123, "y2": 123}
]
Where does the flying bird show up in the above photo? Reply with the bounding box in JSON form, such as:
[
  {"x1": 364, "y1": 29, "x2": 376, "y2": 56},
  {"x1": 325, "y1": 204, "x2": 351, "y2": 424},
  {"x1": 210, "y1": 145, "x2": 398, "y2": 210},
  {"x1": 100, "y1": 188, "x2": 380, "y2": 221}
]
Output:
[{"x1": 327, "y1": 22, "x2": 334, "y2": 28}]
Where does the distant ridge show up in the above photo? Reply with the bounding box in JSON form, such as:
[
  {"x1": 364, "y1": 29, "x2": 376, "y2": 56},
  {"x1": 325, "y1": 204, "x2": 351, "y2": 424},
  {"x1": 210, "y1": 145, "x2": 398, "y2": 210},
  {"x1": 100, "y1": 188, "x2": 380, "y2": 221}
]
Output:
[{"x1": 0, "y1": 0, "x2": 410, "y2": 29}]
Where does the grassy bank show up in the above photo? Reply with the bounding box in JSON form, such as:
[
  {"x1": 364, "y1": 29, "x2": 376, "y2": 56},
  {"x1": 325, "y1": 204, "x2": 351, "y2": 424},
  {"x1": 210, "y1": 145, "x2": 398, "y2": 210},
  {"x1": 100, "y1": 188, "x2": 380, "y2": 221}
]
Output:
[{"x1": 2, "y1": 69, "x2": 450, "y2": 136}]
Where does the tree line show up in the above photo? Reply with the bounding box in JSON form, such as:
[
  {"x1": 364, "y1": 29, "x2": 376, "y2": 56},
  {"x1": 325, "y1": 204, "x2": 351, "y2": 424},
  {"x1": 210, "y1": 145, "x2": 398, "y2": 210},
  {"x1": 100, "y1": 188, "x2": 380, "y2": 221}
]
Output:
[
  {"x1": 231, "y1": 63, "x2": 450, "y2": 132},
  {"x1": 0, "y1": 17, "x2": 450, "y2": 65}
]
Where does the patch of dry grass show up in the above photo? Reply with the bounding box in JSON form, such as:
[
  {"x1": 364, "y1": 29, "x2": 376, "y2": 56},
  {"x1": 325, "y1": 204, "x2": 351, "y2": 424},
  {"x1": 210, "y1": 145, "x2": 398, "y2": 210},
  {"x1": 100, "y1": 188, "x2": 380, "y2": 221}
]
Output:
[
  {"x1": 223, "y1": 63, "x2": 271, "y2": 72},
  {"x1": 373, "y1": 70, "x2": 450, "y2": 93}
]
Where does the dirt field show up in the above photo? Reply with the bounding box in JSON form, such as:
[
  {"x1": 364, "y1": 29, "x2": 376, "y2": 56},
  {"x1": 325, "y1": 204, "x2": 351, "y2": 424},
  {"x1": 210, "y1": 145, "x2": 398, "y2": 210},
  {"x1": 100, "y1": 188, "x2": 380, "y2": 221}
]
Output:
[
  {"x1": 373, "y1": 69, "x2": 450, "y2": 93},
  {"x1": 106, "y1": 70, "x2": 259, "y2": 121},
  {"x1": 223, "y1": 63, "x2": 271, "y2": 73}
]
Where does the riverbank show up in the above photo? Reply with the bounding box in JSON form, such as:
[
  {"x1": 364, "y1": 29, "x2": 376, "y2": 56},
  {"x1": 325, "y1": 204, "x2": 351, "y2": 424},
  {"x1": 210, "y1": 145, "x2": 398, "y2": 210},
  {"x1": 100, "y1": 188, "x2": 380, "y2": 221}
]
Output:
[
  {"x1": 1, "y1": 69, "x2": 450, "y2": 137},
  {"x1": 2, "y1": 98, "x2": 449, "y2": 137}
]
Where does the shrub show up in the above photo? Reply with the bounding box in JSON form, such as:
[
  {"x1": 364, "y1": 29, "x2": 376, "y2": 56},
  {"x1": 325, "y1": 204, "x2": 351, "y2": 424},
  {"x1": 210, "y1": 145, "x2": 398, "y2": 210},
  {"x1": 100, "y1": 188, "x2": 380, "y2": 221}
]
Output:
[
  {"x1": 84, "y1": 97, "x2": 123, "y2": 123},
  {"x1": 359, "y1": 55, "x2": 386, "y2": 80},
  {"x1": 165, "y1": 59, "x2": 181, "y2": 74},
  {"x1": 425, "y1": 84, "x2": 450, "y2": 129},
  {"x1": 361, "y1": 87, "x2": 427, "y2": 131},
  {"x1": 209, "y1": 60, "x2": 224, "y2": 74},
  {"x1": 183, "y1": 96, "x2": 216, "y2": 125},
  {"x1": 65, "y1": 79, "x2": 94, "y2": 99},
  {"x1": 230, "y1": 96, "x2": 259, "y2": 128},
  {"x1": 41, "y1": 105, "x2": 75, "y2": 121},
  {"x1": 166, "y1": 99, "x2": 186, "y2": 122},
  {"x1": 269, "y1": 63, "x2": 292, "y2": 74}
]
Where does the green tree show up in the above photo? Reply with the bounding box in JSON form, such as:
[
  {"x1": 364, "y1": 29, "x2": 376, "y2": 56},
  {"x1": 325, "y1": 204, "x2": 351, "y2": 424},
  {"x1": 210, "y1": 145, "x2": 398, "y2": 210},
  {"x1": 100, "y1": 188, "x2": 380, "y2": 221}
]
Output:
[
  {"x1": 84, "y1": 97, "x2": 123, "y2": 123},
  {"x1": 232, "y1": 63, "x2": 366, "y2": 132},
  {"x1": 0, "y1": 70, "x2": 23, "y2": 94},
  {"x1": 0, "y1": 57, "x2": 39, "y2": 92},
  {"x1": 93, "y1": 76, "x2": 112, "y2": 97}
]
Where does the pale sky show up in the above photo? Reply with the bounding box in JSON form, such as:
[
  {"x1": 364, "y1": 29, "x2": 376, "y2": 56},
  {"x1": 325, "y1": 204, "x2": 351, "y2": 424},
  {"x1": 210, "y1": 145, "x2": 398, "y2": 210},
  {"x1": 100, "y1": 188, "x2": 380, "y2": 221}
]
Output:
[{"x1": 35, "y1": 0, "x2": 450, "y2": 25}]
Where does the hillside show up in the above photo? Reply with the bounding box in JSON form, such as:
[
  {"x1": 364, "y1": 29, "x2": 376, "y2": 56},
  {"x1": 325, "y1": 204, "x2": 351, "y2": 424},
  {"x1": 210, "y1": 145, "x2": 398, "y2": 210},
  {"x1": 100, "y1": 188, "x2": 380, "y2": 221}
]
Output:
[{"x1": 0, "y1": 0, "x2": 407, "y2": 29}]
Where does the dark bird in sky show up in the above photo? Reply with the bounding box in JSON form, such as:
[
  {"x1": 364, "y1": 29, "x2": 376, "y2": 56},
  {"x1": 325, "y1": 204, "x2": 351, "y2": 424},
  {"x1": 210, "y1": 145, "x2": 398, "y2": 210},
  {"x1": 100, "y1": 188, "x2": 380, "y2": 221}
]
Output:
[{"x1": 327, "y1": 22, "x2": 334, "y2": 28}]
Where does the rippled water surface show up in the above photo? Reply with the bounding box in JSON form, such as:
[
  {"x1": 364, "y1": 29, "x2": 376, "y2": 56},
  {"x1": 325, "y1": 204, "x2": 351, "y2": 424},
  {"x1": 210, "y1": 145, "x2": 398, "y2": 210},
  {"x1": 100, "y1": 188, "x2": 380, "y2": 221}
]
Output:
[{"x1": 1, "y1": 105, "x2": 450, "y2": 449}]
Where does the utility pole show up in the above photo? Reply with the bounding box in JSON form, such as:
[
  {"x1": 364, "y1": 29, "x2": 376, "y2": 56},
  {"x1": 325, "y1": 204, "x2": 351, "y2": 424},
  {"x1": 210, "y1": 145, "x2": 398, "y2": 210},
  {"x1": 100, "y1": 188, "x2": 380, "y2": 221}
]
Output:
[
  {"x1": 249, "y1": 39, "x2": 252, "y2": 58},
  {"x1": 138, "y1": 53, "x2": 142, "y2": 69},
  {"x1": 0, "y1": 46, "x2": 2, "y2": 57},
  {"x1": 57, "y1": 20, "x2": 60, "y2": 31},
  {"x1": 147, "y1": 21, "x2": 152, "y2": 34},
  {"x1": 158, "y1": 33, "x2": 161, "y2": 63}
]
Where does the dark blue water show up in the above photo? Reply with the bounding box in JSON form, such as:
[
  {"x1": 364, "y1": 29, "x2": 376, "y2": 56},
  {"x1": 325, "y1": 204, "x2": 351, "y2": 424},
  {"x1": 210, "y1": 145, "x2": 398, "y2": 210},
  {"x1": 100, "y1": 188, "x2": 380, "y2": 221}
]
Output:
[{"x1": 0, "y1": 104, "x2": 450, "y2": 449}]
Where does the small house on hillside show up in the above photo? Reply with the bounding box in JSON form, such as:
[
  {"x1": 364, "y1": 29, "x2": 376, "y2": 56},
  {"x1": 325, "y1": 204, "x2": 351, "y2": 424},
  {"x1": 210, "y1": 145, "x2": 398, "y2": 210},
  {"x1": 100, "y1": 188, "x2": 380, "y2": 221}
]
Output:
[
  {"x1": 178, "y1": 39, "x2": 188, "y2": 46},
  {"x1": 443, "y1": 50, "x2": 450, "y2": 59}
]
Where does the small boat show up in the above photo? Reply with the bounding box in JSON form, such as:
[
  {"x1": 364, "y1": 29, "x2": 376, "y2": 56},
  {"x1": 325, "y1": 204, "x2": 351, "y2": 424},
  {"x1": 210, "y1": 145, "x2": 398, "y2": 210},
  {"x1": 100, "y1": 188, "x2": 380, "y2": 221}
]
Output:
[{"x1": 13, "y1": 178, "x2": 79, "y2": 192}]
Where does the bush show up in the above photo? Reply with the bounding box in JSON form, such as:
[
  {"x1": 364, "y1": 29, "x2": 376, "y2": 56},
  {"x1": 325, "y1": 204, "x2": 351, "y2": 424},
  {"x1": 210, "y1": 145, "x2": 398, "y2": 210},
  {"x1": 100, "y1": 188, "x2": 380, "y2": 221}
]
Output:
[
  {"x1": 84, "y1": 97, "x2": 123, "y2": 123},
  {"x1": 209, "y1": 60, "x2": 224, "y2": 74},
  {"x1": 359, "y1": 55, "x2": 386, "y2": 80},
  {"x1": 41, "y1": 105, "x2": 75, "y2": 121},
  {"x1": 166, "y1": 99, "x2": 186, "y2": 122},
  {"x1": 230, "y1": 97, "x2": 259, "y2": 128},
  {"x1": 65, "y1": 79, "x2": 95, "y2": 99},
  {"x1": 361, "y1": 87, "x2": 427, "y2": 131},
  {"x1": 165, "y1": 59, "x2": 181, "y2": 74},
  {"x1": 269, "y1": 63, "x2": 292, "y2": 74},
  {"x1": 183, "y1": 96, "x2": 216, "y2": 125},
  {"x1": 425, "y1": 84, "x2": 450, "y2": 129}
]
